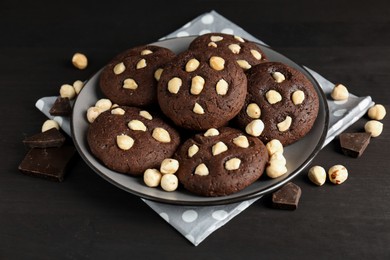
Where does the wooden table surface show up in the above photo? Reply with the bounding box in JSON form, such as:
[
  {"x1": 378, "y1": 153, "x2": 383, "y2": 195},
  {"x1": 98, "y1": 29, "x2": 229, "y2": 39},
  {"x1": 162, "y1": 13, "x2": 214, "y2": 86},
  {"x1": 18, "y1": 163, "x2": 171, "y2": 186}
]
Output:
[{"x1": 1, "y1": 0, "x2": 389, "y2": 258}]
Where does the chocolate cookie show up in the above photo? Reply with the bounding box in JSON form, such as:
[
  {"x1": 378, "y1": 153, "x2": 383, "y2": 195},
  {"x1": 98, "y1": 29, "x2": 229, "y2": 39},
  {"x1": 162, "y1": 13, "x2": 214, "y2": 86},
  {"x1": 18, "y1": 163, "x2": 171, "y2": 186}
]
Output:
[
  {"x1": 99, "y1": 45, "x2": 175, "y2": 107},
  {"x1": 175, "y1": 127, "x2": 268, "y2": 197},
  {"x1": 87, "y1": 106, "x2": 180, "y2": 176},
  {"x1": 157, "y1": 49, "x2": 247, "y2": 131},
  {"x1": 235, "y1": 62, "x2": 319, "y2": 146},
  {"x1": 189, "y1": 33, "x2": 267, "y2": 70}
]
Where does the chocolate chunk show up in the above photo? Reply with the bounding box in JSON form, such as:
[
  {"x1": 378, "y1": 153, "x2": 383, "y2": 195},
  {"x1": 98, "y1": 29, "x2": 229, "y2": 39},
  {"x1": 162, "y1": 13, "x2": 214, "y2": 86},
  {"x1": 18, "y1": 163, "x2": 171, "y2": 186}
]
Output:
[
  {"x1": 340, "y1": 132, "x2": 371, "y2": 158},
  {"x1": 23, "y1": 128, "x2": 65, "y2": 148},
  {"x1": 272, "y1": 182, "x2": 301, "y2": 210},
  {"x1": 49, "y1": 97, "x2": 72, "y2": 116},
  {"x1": 18, "y1": 146, "x2": 76, "y2": 182}
]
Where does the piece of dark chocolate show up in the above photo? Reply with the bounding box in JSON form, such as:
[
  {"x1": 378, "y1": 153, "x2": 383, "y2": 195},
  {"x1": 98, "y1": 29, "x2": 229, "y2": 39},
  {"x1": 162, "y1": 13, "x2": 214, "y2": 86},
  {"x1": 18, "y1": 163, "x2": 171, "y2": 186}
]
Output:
[
  {"x1": 272, "y1": 182, "x2": 301, "y2": 210},
  {"x1": 23, "y1": 128, "x2": 65, "y2": 148},
  {"x1": 18, "y1": 146, "x2": 76, "y2": 182},
  {"x1": 339, "y1": 132, "x2": 371, "y2": 158},
  {"x1": 49, "y1": 97, "x2": 72, "y2": 116}
]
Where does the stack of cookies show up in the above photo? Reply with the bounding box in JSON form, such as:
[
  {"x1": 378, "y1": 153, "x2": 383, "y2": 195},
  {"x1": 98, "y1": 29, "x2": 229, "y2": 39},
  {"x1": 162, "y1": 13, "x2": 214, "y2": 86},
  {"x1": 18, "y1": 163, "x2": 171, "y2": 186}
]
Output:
[{"x1": 86, "y1": 33, "x2": 320, "y2": 197}]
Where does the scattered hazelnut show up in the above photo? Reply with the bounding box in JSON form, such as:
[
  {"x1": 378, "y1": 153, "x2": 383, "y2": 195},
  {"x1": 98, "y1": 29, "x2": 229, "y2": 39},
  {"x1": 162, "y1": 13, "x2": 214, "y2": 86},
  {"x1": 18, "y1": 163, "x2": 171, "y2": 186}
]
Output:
[
  {"x1": 266, "y1": 163, "x2": 288, "y2": 179},
  {"x1": 73, "y1": 80, "x2": 84, "y2": 95},
  {"x1": 111, "y1": 107, "x2": 125, "y2": 115},
  {"x1": 246, "y1": 103, "x2": 261, "y2": 119},
  {"x1": 250, "y1": 49, "x2": 262, "y2": 60},
  {"x1": 160, "y1": 174, "x2": 178, "y2": 192},
  {"x1": 154, "y1": 68, "x2": 164, "y2": 81},
  {"x1": 72, "y1": 52, "x2": 88, "y2": 70},
  {"x1": 185, "y1": 58, "x2": 200, "y2": 72},
  {"x1": 41, "y1": 119, "x2": 59, "y2": 132},
  {"x1": 272, "y1": 72, "x2": 285, "y2": 83},
  {"x1": 160, "y1": 158, "x2": 179, "y2": 175},
  {"x1": 143, "y1": 169, "x2": 162, "y2": 188},
  {"x1": 308, "y1": 166, "x2": 326, "y2": 186},
  {"x1": 245, "y1": 119, "x2": 264, "y2": 137},
  {"x1": 193, "y1": 102, "x2": 205, "y2": 114},
  {"x1": 140, "y1": 49, "x2": 153, "y2": 55},
  {"x1": 190, "y1": 76, "x2": 205, "y2": 95},
  {"x1": 123, "y1": 78, "x2": 138, "y2": 90},
  {"x1": 277, "y1": 116, "x2": 292, "y2": 132},
  {"x1": 364, "y1": 120, "x2": 383, "y2": 137},
  {"x1": 269, "y1": 152, "x2": 287, "y2": 166},
  {"x1": 367, "y1": 104, "x2": 386, "y2": 120},
  {"x1": 139, "y1": 110, "x2": 153, "y2": 120},
  {"x1": 95, "y1": 98, "x2": 112, "y2": 112},
  {"x1": 266, "y1": 139, "x2": 284, "y2": 156},
  {"x1": 209, "y1": 56, "x2": 225, "y2": 71},
  {"x1": 59, "y1": 84, "x2": 76, "y2": 100},
  {"x1": 167, "y1": 77, "x2": 182, "y2": 94},
  {"x1": 210, "y1": 35, "x2": 223, "y2": 42},
  {"x1": 86, "y1": 106, "x2": 103, "y2": 123},
  {"x1": 136, "y1": 58, "x2": 147, "y2": 69},
  {"x1": 266, "y1": 90, "x2": 282, "y2": 104},
  {"x1": 328, "y1": 165, "x2": 348, "y2": 185},
  {"x1": 331, "y1": 83, "x2": 349, "y2": 101},
  {"x1": 292, "y1": 90, "x2": 305, "y2": 105},
  {"x1": 228, "y1": 44, "x2": 241, "y2": 54},
  {"x1": 113, "y1": 62, "x2": 125, "y2": 75},
  {"x1": 234, "y1": 35, "x2": 245, "y2": 42}
]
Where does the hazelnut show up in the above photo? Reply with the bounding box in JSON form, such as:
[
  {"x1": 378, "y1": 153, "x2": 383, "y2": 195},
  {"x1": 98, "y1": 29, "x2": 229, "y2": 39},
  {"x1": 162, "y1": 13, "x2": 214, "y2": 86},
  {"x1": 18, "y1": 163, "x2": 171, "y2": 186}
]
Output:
[
  {"x1": 266, "y1": 139, "x2": 284, "y2": 156},
  {"x1": 111, "y1": 108, "x2": 125, "y2": 115},
  {"x1": 210, "y1": 35, "x2": 223, "y2": 42},
  {"x1": 128, "y1": 120, "x2": 147, "y2": 132},
  {"x1": 367, "y1": 104, "x2": 386, "y2": 120},
  {"x1": 277, "y1": 116, "x2": 292, "y2": 132},
  {"x1": 225, "y1": 158, "x2": 241, "y2": 170},
  {"x1": 185, "y1": 58, "x2": 200, "y2": 72},
  {"x1": 59, "y1": 84, "x2": 76, "y2": 100},
  {"x1": 234, "y1": 35, "x2": 245, "y2": 42},
  {"x1": 116, "y1": 134, "x2": 134, "y2": 150},
  {"x1": 86, "y1": 106, "x2": 103, "y2": 123},
  {"x1": 190, "y1": 76, "x2": 205, "y2": 95},
  {"x1": 266, "y1": 90, "x2": 282, "y2": 104},
  {"x1": 41, "y1": 119, "x2": 59, "y2": 132},
  {"x1": 266, "y1": 163, "x2": 288, "y2": 178},
  {"x1": 73, "y1": 80, "x2": 84, "y2": 95},
  {"x1": 204, "y1": 128, "x2": 219, "y2": 137},
  {"x1": 123, "y1": 78, "x2": 138, "y2": 90},
  {"x1": 154, "y1": 68, "x2": 163, "y2": 81},
  {"x1": 167, "y1": 77, "x2": 182, "y2": 94},
  {"x1": 212, "y1": 141, "x2": 228, "y2": 156},
  {"x1": 250, "y1": 49, "x2": 262, "y2": 60},
  {"x1": 136, "y1": 58, "x2": 147, "y2": 69},
  {"x1": 246, "y1": 103, "x2": 261, "y2": 119},
  {"x1": 160, "y1": 174, "x2": 178, "y2": 192},
  {"x1": 209, "y1": 56, "x2": 225, "y2": 71},
  {"x1": 193, "y1": 102, "x2": 205, "y2": 114},
  {"x1": 292, "y1": 90, "x2": 305, "y2": 105},
  {"x1": 364, "y1": 120, "x2": 383, "y2": 137},
  {"x1": 113, "y1": 62, "x2": 125, "y2": 75},
  {"x1": 232, "y1": 135, "x2": 249, "y2": 148},
  {"x1": 141, "y1": 49, "x2": 153, "y2": 55},
  {"x1": 95, "y1": 98, "x2": 112, "y2": 112},
  {"x1": 328, "y1": 165, "x2": 348, "y2": 185},
  {"x1": 208, "y1": 42, "x2": 217, "y2": 48},
  {"x1": 331, "y1": 84, "x2": 349, "y2": 100},
  {"x1": 188, "y1": 144, "x2": 199, "y2": 158},
  {"x1": 228, "y1": 44, "x2": 241, "y2": 54},
  {"x1": 152, "y1": 127, "x2": 171, "y2": 143},
  {"x1": 143, "y1": 169, "x2": 162, "y2": 188},
  {"x1": 160, "y1": 158, "x2": 179, "y2": 175},
  {"x1": 195, "y1": 163, "x2": 209, "y2": 176},
  {"x1": 272, "y1": 72, "x2": 285, "y2": 83},
  {"x1": 216, "y1": 79, "x2": 229, "y2": 95},
  {"x1": 245, "y1": 119, "x2": 264, "y2": 137},
  {"x1": 308, "y1": 166, "x2": 326, "y2": 186},
  {"x1": 71, "y1": 52, "x2": 88, "y2": 70},
  {"x1": 269, "y1": 152, "x2": 287, "y2": 166},
  {"x1": 139, "y1": 110, "x2": 153, "y2": 120},
  {"x1": 236, "y1": 60, "x2": 251, "y2": 70}
]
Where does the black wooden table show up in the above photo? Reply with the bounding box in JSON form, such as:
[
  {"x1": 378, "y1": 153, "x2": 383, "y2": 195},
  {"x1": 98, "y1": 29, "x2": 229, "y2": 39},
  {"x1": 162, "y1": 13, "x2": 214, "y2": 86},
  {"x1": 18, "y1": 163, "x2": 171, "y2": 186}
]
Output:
[{"x1": 1, "y1": 0, "x2": 389, "y2": 258}]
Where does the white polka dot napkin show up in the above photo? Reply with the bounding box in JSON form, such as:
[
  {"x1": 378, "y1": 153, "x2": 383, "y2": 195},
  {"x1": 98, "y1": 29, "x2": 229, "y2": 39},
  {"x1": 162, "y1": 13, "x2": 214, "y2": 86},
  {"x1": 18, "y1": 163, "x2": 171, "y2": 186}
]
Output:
[{"x1": 36, "y1": 10, "x2": 373, "y2": 246}]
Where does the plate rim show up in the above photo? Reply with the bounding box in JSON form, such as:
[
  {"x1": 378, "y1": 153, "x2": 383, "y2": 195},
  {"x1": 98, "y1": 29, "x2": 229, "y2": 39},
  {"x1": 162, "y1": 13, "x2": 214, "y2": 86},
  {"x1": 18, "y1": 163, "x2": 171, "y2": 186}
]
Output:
[{"x1": 71, "y1": 36, "x2": 329, "y2": 206}]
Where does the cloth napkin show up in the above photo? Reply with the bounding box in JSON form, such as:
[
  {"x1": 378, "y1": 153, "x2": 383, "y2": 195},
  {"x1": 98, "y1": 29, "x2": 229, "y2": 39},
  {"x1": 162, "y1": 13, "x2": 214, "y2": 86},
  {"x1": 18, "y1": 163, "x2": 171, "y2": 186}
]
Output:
[{"x1": 35, "y1": 10, "x2": 373, "y2": 246}]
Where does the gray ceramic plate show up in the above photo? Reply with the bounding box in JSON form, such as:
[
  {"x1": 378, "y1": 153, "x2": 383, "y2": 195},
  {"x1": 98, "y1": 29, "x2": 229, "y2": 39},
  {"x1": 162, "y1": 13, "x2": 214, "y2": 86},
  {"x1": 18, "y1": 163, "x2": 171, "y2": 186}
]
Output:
[{"x1": 71, "y1": 36, "x2": 329, "y2": 205}]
